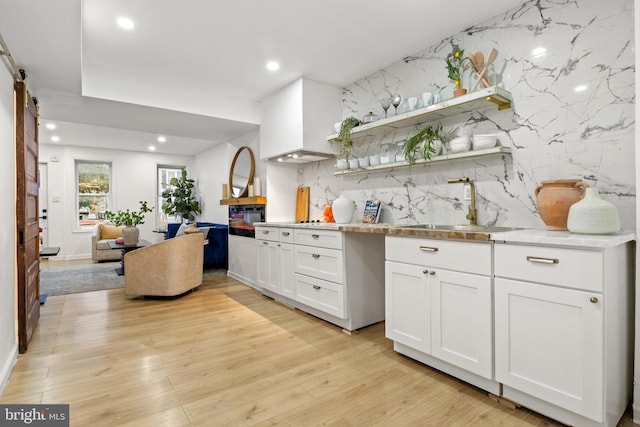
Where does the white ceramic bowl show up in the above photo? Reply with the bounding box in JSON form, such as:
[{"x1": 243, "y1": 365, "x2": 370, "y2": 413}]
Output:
[
  {"x1": 334, "y1": 122, "x2": 342, "y2": 133},
  {"x1": 473, "y1": 134, "x2": 498, "y2": 150},
  {"x1": 448, "y1": 136, "x2": 471, "y2": 153}
]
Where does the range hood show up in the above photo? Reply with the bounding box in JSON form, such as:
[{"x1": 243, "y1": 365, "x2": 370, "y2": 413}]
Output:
[{"x1": 268, "y1": 150, "x2": 335, "y2": 164}]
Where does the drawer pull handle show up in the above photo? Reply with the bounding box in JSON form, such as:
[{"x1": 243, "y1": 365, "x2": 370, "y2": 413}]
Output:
[
  {"x1": 429, "y1": 271, "x2": 436, "y2": 276},
  {"x1": 423, "y1": 269, "x2": 429, "y2": 274},
  {"x1": 526, "y1": 256, "x2": 559, "y2": 264},
  {"x1": 419, "y1": 246, "x2": 439, "y2": 252},
  {"x1": 312, "y1": 253, "x2": 320, "y2": 259},
  {"x1": 590, "y1": 297, "x2": 598, "y2": 304},
  {"x1": 313, "y1": 285, "x2": 321, "y2": 290},
  {"x1": 262, "y1": 230, "x2": 269, "y2": 234},
  {"x1": 312, "y1": 234, "x2": 320, "y2": 239},
  {"x1": 282, "y1": 232, "x2": 290, "y2": 236},
  {"x1": 262, "y1": 241, "x2": 268, "y2": 245}
]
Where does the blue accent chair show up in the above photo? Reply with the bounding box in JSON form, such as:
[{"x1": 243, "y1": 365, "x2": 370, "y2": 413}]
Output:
[{"x1": 167, "y1": 222, "x2": 228, "y2": 268}]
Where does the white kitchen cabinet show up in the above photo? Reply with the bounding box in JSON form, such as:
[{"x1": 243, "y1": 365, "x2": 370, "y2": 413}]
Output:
[
  {"x1": 385, "y1": 261, "x2": 430, "y2": 354},
  {"x1": 255, "y1": 226, "x2": 294, "y2": 299},
  {"x1": 385, "y1": 235, "x2": 497, "y2": 393},
  {"x1": 494, "y1": 241, "x2": 633, "y2": 427}
]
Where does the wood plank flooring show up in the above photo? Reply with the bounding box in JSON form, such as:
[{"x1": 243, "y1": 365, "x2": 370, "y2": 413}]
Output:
[{"x1": 1, "y1": 274, "x2": 635, "y2": 426}]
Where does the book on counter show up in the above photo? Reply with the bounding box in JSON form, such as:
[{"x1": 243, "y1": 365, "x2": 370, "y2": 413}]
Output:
[{"x1": 362, "y1": 199, "x2": 382, "y2": 224}]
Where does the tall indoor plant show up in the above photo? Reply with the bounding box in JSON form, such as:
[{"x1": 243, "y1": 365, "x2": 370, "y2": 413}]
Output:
[
  {"x1": 161, "y1": 170, "x2": 201, "y2": 222},
  {"x1": 104, "y1": 200, "x2": 153, "y2": 245}
]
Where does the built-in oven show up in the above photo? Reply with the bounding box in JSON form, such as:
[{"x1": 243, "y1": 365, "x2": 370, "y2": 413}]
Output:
[{"x1": 228, "y1": 205, "x2": 265, "y2": 238}]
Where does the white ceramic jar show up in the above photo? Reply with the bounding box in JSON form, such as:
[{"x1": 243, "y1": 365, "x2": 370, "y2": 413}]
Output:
[
  {"x1": 567, "y1": 187, "x2": 621, "y2": 234},
  {"x1": 332, "y1": 194, "x2": 354, "y2": 224}
]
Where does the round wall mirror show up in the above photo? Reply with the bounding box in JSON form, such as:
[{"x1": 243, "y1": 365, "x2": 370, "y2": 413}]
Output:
[{"x1": 229, "y1": 146, "x2": 255, "y2": 198}]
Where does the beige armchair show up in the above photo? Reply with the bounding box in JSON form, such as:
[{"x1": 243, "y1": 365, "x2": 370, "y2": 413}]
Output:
[
  {"x1": 124, "y1": 233, "x2": 204, "y2": 297},
  {"x1": 92, "y1": 224, "x2": 124, "y2": 262}
]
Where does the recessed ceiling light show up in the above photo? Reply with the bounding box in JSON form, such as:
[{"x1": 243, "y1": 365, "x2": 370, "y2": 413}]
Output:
[
  {"x1": 45, "y1": 123, "x2": 56, "y2": 130},
  {"x1": 266, "y1": 61, "x2": 280, "y2": 71},
  {"x1": 51, "y1": 136, "x2": 60, "y2": 142},
  {"x1": 157, "y1": 136, "x2": 166, "y2": 143},
  {"x1": 532, "y1": 47, "x2": 547, "y2": 57},
  {"x1": 148, "y1": 145, "x2": 156, "y2": 151},
  {"x1": 117, "y1": 17, "x2": 135, "y2": 30},
  {"x1": 574, "y1": 84, "x2": 588, "y2": 92}
]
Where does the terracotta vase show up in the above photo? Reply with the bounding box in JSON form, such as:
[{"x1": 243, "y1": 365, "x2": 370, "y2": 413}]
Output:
[
  {"x1": 453, "y1": 88, "x2": 468, "y2": 97},
  {"x1": 122, "y1": 226, "x2": 140, "y2": 245},
  {"x1": 535, "y1": 179, "x2": 589, "y2": 230}
]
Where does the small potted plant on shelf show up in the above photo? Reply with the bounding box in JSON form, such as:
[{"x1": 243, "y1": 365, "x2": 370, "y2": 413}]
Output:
[
  {"x1": 446, "y1": 44, "x2": 469, "y2": 97},
  {"x1": 403, "y1": 124, "x2": 443, "y2": 164},
  {"x1": 104, "y1": 201, "x2": 153, "y2": 245},
  {"x1": 336, "y1": 116, "x2": 360, "y2": 169},
  {"x1": 161, "y1": 170, "x2": 201, "y2": 222}
]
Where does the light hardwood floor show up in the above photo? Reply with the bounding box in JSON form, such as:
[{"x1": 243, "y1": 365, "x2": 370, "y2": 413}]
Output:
[{"x1": 1, "y1": 274, "x2": 635, "y2": 426}]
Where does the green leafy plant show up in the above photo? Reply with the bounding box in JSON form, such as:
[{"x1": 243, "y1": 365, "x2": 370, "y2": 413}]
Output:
[
  {"x1": 104, "y1": 201, "x2": 153, "y2": 227},
  {"x1": 403, "y1": 124, "x2": 442, "y2": 164},
  {"x1": 161, "y1": 170, "x2": 201, "y2": 222},
  {"x1": 337, "y1": 116, "x2": 360, "y2": 160},
  {"x1": 446, "y1": 44, "x2": 468, "y2": 88}
]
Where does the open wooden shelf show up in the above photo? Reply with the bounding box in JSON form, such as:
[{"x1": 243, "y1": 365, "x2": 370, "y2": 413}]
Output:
[
  {"x1": 333, "y1": 146, "x2": 512, "y2": 176},
  {"x1": 219, "y1": 196, "x2": 267, "y2": 206},
  {"x1": 327, "y1": 86, "x2": 512, "y2": 143}
]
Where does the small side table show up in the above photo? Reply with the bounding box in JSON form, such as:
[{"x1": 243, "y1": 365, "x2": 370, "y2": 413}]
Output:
[{"x1": 107, "y1": 240, "x2": 150, "y2": 275}]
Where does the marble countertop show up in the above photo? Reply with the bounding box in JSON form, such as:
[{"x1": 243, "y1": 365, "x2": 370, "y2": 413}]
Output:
[{"x1": 255, "y1": 222, "x2": 636, "y2": 247}]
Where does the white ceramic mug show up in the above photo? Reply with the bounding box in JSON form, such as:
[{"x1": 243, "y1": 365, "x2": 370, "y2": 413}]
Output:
[
  {"x1": 407, "y1": 97, "x2": 418, "y2": 110},
  {"x1": 432, "y1": 93, "x2": 441, "y2": 104},
  {"x1": 421, "y1": 92, "x2": 432, "y2": 106}
]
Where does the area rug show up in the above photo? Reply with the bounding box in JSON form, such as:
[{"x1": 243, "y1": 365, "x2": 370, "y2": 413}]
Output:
[
  {"x1": 40, "y1": 262, "x2": 228, "y2": 296},
  {"x1": 40, "y1": 262, "x2": 124, "y2": 296}
]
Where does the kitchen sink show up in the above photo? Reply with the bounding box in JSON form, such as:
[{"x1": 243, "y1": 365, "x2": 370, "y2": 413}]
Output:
[{"x1": 395, "y1": 224, "x2": 521, "y2": 233}]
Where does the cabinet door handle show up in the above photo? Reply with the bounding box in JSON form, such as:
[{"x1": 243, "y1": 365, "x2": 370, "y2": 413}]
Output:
[
  {"x1": 590, "y1": 296, "x2": 598, "y2": 304},
  {"x1": 312, "y1": 253, "x2": 320, "y2": 259},
  {"x1": 277, "y1": 244, "x2": 280, "y2": 247},
  {"x1": 262, "y1": 241, "x2": 268, "y2": 245},
  {"x1": 423, "y1": 269, "x2": 429, "y2": 274},
  {"x1": 419, "y1": 246, "x2": 439, "y2": 252},
  {"x1": 313, "y1": 285, "x2": 321, "y2": 290},
  {"x1": 262, "y1": 230, "x2": 269, "y2": 234},
  {"x1": 282, "y1": 232, "x2": 290, "y2": 236},
  {"x1": 526, "y1": 256, "x2": 559, "y2": 264},
  {"x1": 429, "y1": 271, "x2": 436, "y2": 276},
  {"x1": 312, "y1": 234, "x2": 320, "y2": 239}
]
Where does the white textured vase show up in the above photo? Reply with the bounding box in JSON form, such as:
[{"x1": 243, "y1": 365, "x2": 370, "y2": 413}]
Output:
[
  {"x1": 567, "y1": 188, "x2": 620, "y2": 234},
  {"x1": 332, "y1": 194, "x2": 354, "y2": 224},
  {"x1": 122, "y1": 226, "x2": 140, "y2": 245}
]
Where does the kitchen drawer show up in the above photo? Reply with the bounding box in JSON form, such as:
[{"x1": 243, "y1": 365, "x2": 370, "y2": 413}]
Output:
[
  {"x1": 385, "y1": 236, "x2": 491, "y2": 276},
  {"x1": 278, "y1": 228, "x2": 294, "y2": 243},
  {"x1": 294, "y1": 229, "x2": 343, "y2": 250},
  {"x1": 295, "y1": 245, "x2": 343, "y2": 284},
  {"x1": 295, "y1": 273, "x2": 346, "y2": 319},
  {"x1": 255, "y1": 226, "x2": 279, "y2": 242},
  {"x1": 494, "y1": 243, "x2": 603, "y2": 292}
]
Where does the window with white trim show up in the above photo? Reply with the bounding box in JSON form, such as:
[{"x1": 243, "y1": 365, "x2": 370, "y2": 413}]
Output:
[
  {"x1": 76, "y1": 160, "x2": 112, "y2": 227},
  {"x1": 158, "y1": 165, "x2": 185, "y2": 223}
]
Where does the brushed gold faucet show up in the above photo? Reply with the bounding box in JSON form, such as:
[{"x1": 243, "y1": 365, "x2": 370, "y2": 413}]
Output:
[{"x1": 447, "y1": 177, "x2": 478, "y2": 226}]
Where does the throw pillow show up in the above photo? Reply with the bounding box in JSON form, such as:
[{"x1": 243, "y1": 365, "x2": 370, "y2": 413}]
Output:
[
  {"x1": 175, "y1": 223, "x2": 189, "y2": 237},
  {"x1": 99, "y1": 224, "x2": 123, "y2": 239}
]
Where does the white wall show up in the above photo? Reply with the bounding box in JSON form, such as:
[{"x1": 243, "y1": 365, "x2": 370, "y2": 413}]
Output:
[
  {"x1": 39, "y1": 144, "x2": 194, "y2": 259},
  {"x1": 634, "y1": 0, "x2": 640, "y2": 421},
  {"x1": 0, "y1": 65, "x2": 17, "y2": 393},
  {"x1": 194, "y1": 143, "x2": 233, "y2": 224}
]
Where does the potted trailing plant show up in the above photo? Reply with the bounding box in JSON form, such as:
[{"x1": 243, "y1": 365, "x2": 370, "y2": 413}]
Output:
[
  {"x1": 446, "y1": 44, "x2": 469, "y2": 97},
  {"x1": 336, "y1": 116, "x2": 360, "y2": 169},
  {"x1": 104, "y1": 201, "x2": 153, "y2": 245},
  {"x1": 161, "y1": 169, "x2": 201, "y2": 222},
  {"x1": 403, "y1": 124, "x2": 443, "y2": 164}
]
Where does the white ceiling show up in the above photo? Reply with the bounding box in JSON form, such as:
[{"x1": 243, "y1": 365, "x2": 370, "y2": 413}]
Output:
[{"x1": 0, "y1": 0, "x2": 525, "y2": 155}]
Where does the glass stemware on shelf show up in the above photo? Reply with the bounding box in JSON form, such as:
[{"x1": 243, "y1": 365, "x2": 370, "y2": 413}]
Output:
[
  {"x1": 391, "y1": 94, "x2": 402, "y2": 115},
  {"x1": 380, "y1": 97, "x2": 392, "y2": 118}
]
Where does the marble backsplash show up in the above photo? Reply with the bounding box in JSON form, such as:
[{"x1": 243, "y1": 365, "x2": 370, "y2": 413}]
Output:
[{"x1": 298, "y1": 0, "x2": 635, "y2": 229}]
